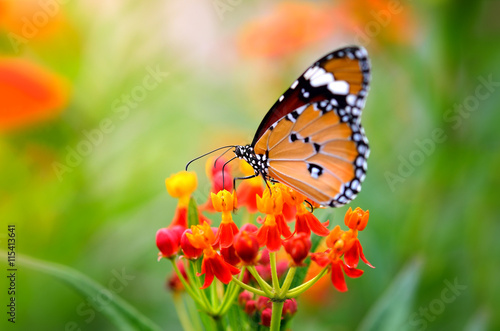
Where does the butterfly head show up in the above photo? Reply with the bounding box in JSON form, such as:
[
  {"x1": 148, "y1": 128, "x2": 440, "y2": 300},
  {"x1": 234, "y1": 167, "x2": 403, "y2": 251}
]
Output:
[{"x1": 234, "y1": 145, "x2": 268, "y2": 176}]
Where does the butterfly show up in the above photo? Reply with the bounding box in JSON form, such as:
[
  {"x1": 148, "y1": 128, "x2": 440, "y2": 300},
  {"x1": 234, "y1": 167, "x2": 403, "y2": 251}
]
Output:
[{"x1": 233, "y1": 46, "x2": 370, "y2": 207}]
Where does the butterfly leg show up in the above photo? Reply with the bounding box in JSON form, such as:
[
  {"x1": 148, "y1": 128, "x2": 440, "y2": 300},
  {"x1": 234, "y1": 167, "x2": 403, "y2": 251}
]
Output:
[{"x1": 232, "y1": 174, "x2": 258, "y2": 192}]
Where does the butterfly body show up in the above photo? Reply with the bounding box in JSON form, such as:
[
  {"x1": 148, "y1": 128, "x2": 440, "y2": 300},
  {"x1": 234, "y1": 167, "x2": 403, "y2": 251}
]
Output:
[{"x1": 234, "y1": 46, "x2": 370, "y2": 208}]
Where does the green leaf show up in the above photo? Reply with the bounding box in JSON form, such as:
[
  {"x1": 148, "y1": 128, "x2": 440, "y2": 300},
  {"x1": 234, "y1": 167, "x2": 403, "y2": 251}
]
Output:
[
  {"x1": 19, "y1": 253, "x2": 161, "y2": 331},
  {"x1": 188, "y1": 197, "x2": 200, "y2": 228},
  {"x1": 357, "y1": 257, "x2": 423, "y2": 331}
]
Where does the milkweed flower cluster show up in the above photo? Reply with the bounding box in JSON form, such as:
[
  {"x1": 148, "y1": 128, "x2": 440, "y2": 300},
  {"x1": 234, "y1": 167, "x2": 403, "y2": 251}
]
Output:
[{"x1": 155, "y1": 160, "x2": 374, "y2": 330}]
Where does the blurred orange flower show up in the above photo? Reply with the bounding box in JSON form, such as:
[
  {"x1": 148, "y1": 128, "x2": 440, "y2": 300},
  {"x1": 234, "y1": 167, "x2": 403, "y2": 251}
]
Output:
[
  {"x1": 0, "y1": 0, "x2": 68, "y2": 42},
  {"x1": 238, "y1": 1, "x2": 337, "y2": 59},
  {"x1": 0, "y1": 58, "x2": 69, "y2": 132},
  {"x1": 340, "y1": 0, "x2": 416, "y2": 46}
]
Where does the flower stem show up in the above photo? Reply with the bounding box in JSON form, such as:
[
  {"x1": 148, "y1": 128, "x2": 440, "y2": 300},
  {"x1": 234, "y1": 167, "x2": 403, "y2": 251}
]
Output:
[
  {"x1": 210, "y1": 281, "x2": 219, "y2": 311},
  {"x1": 269, "y1": 252, "x2": 280, "y2": 294},
  {"x1": 286, "y1": 266, "x2": 329, "y2": 298},
  {"x1": 231, "y1": 276, "x2": 267, "y2": 297},
  {"x1": 247, "y1": 266, "x2": 274, "y2": 296},
  {"x1": 278, "y1": 267, "x2": 296, "y2": 299},
  {"x1": 217, "y1": 267, "x2": 245, "y2": 315},
  {"x1": 185, "y1": 259, "x2": 212, "y2": 310},
  {"x1": 270, "y1": 300, "x2": 284, "y2": 331},
  {"x1": 172, "y1": 293, "x2": 195, "y2": 331},
  {"x1": 169, "y1": 258, "x2": 207, "y2": 310}
]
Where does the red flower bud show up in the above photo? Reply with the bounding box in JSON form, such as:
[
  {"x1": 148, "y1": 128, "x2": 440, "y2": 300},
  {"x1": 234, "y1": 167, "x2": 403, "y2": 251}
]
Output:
[
  {"x1": 244, "y1": 300, "x2": 257, "y2": 315},
  {"x1": 282, "y1": 298, "x2": 297, "y2": 317},
  {"x1": 238, "y1": 290, "x2": 252, "y2": 306},
  {"x1": 234, "y1": 230, "x2": 260, "y2": 265},
  {"x1": 283, "y1": 233, "x2": 312, "y2": 266},
  {"x1": 156, "y1": 227, "x2": 182, "y2": 259},
  {"x1": 259, "y1": 248, "x2": 270, "y2": 265},
  {"x1": 257, "y1": 296, "x2": 272, "y2": 311},
  {"x1": 167, "y1": 260, "x2": 188, "y2": 292},
  {"x1": 261, "y1": 308, "x2": 272, "y2": 327},
  {"x1": 181, "y1": 229, "x2": 203, "y2": 259}
]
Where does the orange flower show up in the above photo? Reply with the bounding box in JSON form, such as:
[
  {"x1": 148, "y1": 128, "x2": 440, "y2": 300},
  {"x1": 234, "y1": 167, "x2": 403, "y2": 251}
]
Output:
[
  {"x1": 165, "y1": 171, "x2": 198, "y2": 208},
  {"x1": 238, "y1": 1, "x2": 337, "y2": 59},
  {"x1": 281, "y1": 185, "x2": 330, "y2": 236},
  {"x1": 201, "y1": 157, "x2": 233, "y2": 212},
  {"x1": 198, "y1": 249, "x2": 240, "y2": 289},
  {"x1": 344, "y1": 207, "x2": 369, "y2": 231},
  {"x1": 340, "y1": 0, "x2": 417, "y2": 47},
  {"x1": 186, "y1": 222, "x2": 215, "y2": 250},
  {"x1": 311, "y1": 224, "x2": 367, "y2": 292},
  {"x1": 165, "y1": 171, "x2": 208, "y2": 227},
  {"x1": 256, "y1": 187, "x2": 292, "y2": 251},
  {"x1": 187, "y1": 222, "x2": 240, "y2": 288},
  {"x1": 342, "y1": 207, "x2": 373, "y2": 268},
  {"x1": 0, "y1": 58, "x2": 69, "y2": 131},
  {"x1": 212, "y1": 190, "x2": 239, "y2": 248}
]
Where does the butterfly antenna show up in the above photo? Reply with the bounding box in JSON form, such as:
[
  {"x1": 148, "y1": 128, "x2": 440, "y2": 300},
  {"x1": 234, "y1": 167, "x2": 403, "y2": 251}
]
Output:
[
  {"x1": 221, "y1": 156, "x2": 238, "y2": 190},
  {"x1": 185, "y1": 145, "x2": 236, "y2": 171},
  {"x1": 213, "y1": 146, "x2": 235, "y2": 169}
]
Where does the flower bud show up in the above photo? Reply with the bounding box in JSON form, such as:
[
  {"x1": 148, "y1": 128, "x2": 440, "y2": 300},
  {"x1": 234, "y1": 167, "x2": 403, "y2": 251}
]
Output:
[
  {"x1": 156, "y1": 227, "x2": 181, "y2": 259},
  {"x1": 181, "y1": 229, "x2": 203, "y2": 259},
  {"x1": 283, "y1": 233, "x2": 311, "y2": 266},
  {"x1": 234, "y1": 230, "x2": 260, "y2": 265},
  {"x1": 261, "y1": 308, "x2": 272, "y2": 327},
  {"x1": 282, "y1": 298, "x2": 297, "y2": 317},
  {"x1": 238, "y1": 290, "x2": 252, "y2": 306},
  {"x1": 244, "y1": 300, "x2": 257, "y2": 315},
  {"x1": 167, "y1": 260, "x2": 188, "y2": 292},
  {"x1": 257, "y1": 296, "x2": 272, "y2": 311}
]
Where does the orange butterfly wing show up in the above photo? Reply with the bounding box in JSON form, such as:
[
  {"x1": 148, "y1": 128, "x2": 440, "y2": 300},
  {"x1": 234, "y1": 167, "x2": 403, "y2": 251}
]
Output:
[{"x1": 254, "y1": 103, "x2": 368, "y2": 207}]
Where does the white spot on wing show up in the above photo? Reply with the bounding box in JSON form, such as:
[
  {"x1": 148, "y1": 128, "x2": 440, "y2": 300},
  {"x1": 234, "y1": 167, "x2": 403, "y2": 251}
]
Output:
[
  {"x1": 291, "y1": 80, "x2": 299, "y2": 89},
  {"x1": 328, "y1": 81, "x2": 349, "y2": 95},
  {"x1": 346, "y1": 94, "x2": 356, "y2": 106},
  {"x1": 310, "y1": 72, "x2": 334, "y2": 87},
  {"x1": 304, "y1": 67, "x2": 319, "y2": 80}
]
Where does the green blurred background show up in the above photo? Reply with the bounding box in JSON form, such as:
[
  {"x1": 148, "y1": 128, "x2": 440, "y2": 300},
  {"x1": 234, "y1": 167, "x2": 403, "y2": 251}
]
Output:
[{"x1": 1, "y1": 0, "x2": 499, "y2": 330}]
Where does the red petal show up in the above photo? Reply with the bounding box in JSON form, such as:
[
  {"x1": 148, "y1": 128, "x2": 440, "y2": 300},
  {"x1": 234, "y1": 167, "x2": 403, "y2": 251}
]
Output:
[
  {"x1": 215, "y1": 222, "x2": 239, "y2": 249},
  {"x1": 344, "y1": 240, "x2": 360, "y2": 268},
  {"x1": 266, "y1": 225, "x2": 282, "y2": 251},
  {"x1": 294, "y1": 214, "x2": 310, "y2": 236},
  {"x1": 256, "y1": 223, "x2": 269, "y2": 247},
  {"x1": 276, "y1": 214, "x2": 292, "y2": 239},
  {"x1": 358, "y1": 241, "x2": 375, "y2": 268},
  {"x1": 197, "y1": 257, "x2": 207, "y2": 277},
  {"x1": 310, "y1": 252, "x2": 330, "y2": 268},
  {"x1": 171, "y1": 207, "x2": 187, "y2": 228},
  {"x1": 341, "y1": 261, "x2": 364, "y2": 278},
  {"x1": 305, "y1": 213, "x2": 330, "y2": 236},
  {"x1": 211, "y1": 254, "x2": 240, "y2": 285},
  {"x1": 331, "y1": 261, "x2": 347, "y2": 292},
  {"x1": 200, "y1": 259, "x2": 214, "y2": 289}
]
